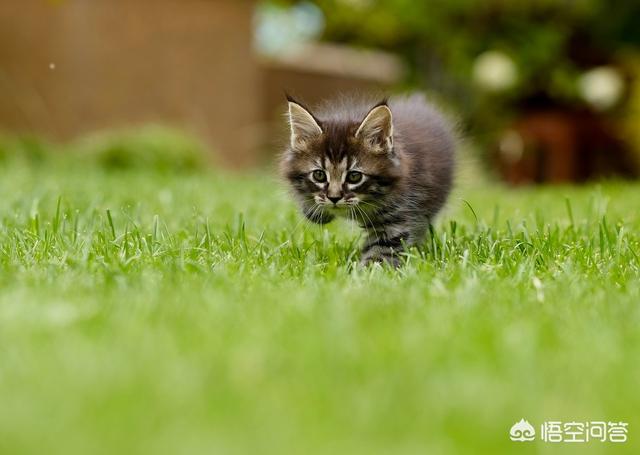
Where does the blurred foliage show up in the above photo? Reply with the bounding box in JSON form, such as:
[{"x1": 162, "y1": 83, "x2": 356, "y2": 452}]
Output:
[
  {"x1": 72, "y1": 127, "x2": 207, "y2": 172},
  {"x1": 0, "y1": 126, "x2": 208, "y2": 172},
  {"x1": 267, "y1": 0, "x2": 640, "y2": 141},
  {"x1": 0, "y1": 135, "x2": 49, "y2": 164}
]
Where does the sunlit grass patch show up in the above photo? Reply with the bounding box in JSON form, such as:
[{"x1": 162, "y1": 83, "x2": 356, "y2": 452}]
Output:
[{"x1": 0, "y1": 151, "x2": 639, "y2": 454}]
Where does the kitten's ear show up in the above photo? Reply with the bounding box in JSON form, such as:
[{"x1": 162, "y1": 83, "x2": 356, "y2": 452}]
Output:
[
  {"x1": 355, "y1": 102, "x2": 393, "y2": 153},
  {"x1": 288, "y1": 99, "x2": 322, "y2": 149}
]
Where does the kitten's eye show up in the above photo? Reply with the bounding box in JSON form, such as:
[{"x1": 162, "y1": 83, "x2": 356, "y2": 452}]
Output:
[
  {"x1": 312, "y1": 170, "x2": 327, "y2": 183},
  {"x1": 346, "y1": 171, "x2": 363, "y2": 184}
]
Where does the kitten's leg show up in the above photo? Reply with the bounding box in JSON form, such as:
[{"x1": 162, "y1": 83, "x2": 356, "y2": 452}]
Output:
[
  {"x1": 360, "y1": 228, "x2": 410, "y2": 267},
  {"x1": 360, "y1": 220, "x2": 431, "y2": 267}
]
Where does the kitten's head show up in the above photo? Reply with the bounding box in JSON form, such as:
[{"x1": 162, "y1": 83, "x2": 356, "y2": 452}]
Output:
[{"x1": 281, "y1": 96, "x2": 402, "y2": 223}]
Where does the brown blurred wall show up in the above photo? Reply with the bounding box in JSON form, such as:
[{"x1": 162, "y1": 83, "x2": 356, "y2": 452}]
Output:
[
  {"x1": 0, "y1": 0, "x2": 260, "y2": 166},
  {"x1": 0, "y1": 1, "x2": 402, "y2": 167}
]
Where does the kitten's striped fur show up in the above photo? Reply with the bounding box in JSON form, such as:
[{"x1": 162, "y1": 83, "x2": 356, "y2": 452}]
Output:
[{"x1": 280, "y1": 93, "x2": 455, "y2": 267}]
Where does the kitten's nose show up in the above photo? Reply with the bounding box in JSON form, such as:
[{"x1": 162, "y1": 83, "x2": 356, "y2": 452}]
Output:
[{"x1": 328, "y1": 196, "x2": 342, "y2": 205}]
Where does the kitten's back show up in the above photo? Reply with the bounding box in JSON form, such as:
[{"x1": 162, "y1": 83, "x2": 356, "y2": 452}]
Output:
[
  {"x1": 391, "y1": 94, "x2": 455, "y2": 162},
  {"x1": 390, "y1": 94, "x2": 456, "y2": 218}
]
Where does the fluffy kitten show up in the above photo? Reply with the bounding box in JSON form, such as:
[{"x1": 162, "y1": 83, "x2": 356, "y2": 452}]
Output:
[{"x1": 280, "y1": 94, "x2": 455, "y2": 266}]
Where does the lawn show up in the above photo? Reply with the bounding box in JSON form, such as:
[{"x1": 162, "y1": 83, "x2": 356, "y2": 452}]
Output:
[{"x1": 0, "y1": 134, "x2": 639, "y2": 454}]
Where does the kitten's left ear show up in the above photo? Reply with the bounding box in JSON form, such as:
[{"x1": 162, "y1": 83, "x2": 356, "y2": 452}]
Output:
[{"x1": 355, "y1": 101, "x2": 394, "y2": 153}]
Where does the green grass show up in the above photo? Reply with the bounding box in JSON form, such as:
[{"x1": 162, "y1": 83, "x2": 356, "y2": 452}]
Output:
[{"x1": 0, "y1": 143, "x2": 639, "y2": 454}]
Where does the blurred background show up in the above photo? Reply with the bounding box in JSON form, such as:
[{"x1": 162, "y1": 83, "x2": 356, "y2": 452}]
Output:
[{"x1": 1, "y1": 0, "x2": 639, "y2": 183}]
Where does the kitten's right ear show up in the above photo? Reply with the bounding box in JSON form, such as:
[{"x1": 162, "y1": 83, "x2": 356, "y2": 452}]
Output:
[
  {"x1": 287, "y1": 97, "x2": 322, "y2": 149},
  {"x1": 355, "y1": 101, "x2": 393, "y2": 154}
]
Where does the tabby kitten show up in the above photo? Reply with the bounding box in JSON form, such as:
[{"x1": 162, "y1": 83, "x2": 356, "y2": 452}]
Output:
[{"x1": 280, "y1": 94, "x2": 455, "y2": 266}]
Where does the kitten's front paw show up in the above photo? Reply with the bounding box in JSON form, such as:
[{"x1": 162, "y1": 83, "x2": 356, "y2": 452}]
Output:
[{"x1": 360, "y1": 250, "x2": 401, "y2": 268}]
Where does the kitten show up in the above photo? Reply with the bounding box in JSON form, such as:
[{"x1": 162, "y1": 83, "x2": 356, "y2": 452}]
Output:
[{"x1": 280, "y1": 93, "x2": 455, "y2": 267}]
